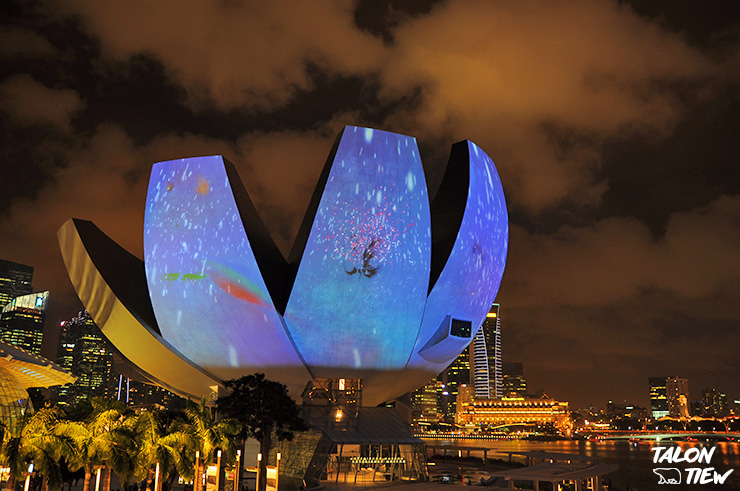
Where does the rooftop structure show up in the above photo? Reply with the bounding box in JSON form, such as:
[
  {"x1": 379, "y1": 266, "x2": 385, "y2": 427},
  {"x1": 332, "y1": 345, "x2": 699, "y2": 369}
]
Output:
[{"x1": 0, "y1": 340, "x2": 76, "y2": 428}]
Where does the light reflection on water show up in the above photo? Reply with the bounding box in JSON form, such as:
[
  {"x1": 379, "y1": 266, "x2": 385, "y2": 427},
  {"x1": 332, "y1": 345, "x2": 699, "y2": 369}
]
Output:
[{"x1": 429, "y1": 439, "x2": 740, "y2": 490}]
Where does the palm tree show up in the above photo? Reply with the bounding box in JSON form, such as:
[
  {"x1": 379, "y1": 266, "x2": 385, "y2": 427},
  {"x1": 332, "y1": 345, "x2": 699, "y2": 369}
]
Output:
[
  {"x1": 57, "y1": 398, "x2": 134, "y2": 491},
  {"x1": 179, "y1": 399, "x2": 239, "y2": 491},
  {"x1": 1, "y1": 404, "x2": 76, "y2": 491},
  {"x1": 135, "y1": 409, "x2": 191, "y2": 491}
]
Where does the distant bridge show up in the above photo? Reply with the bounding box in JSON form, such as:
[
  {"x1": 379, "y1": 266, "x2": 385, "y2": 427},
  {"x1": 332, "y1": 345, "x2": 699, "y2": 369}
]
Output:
[{"x1": 603, "y1": 432, "x2": 740, "y2": 442}]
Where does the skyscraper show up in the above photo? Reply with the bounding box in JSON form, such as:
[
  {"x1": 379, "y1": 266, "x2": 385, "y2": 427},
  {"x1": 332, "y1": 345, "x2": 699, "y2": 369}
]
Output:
[
  {"x1": 649, "y1": 377, "x2": 669, "y2": 419},
  {"x1": 54, "y1": 311, "x2": 113, "y2": 405},
  {"x1": 503, "y1": 362, "x2": 528, "y2": 398},
  {"x1": 0, "y1": 291, "x2": 48, "y2": 354},
  {"x1": 471, "y1": 328, "x2": 490, "y2": 399},
  {"x1": 666, "y1": 376, "x2": 691, "y2": 418},
  {"x1": 0, "y1": 259, "x2": 33, "y2": 310},
  {"x1": 471, "y1": 304, "x2": 502, "y2": 399},
  {"x1": 411, "y1": 378, "x2": 440, "y2": 425},
  {"x1": 55, "y1": 311, "x2": 181, "y2": 408},
  {"x1": 438, "y1": 345, "x2": 471, "y2": 421},
  {"x1": 702, "y1": 388, "x2": 729, "y2": 418}
]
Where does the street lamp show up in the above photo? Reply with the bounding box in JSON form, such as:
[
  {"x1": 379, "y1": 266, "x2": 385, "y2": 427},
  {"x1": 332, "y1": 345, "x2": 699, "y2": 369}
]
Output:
[
  {"x1": 215, "y1": 451, "x2": 222, "y2": 491},
  {"x1": 24, "y1": 464, "x2": 33, "y2": 491},
  {"x1": 194, "y1": 451, "x2": 201, "y2": 491},
  {"x1": 234, "y1": 450, "x2": 241, "y2": 491},
  {"x1": 275, "y1": 453, "x2": 281, "y2": 491},
  {"x1": 256, "y1": 454, "x2": 262, "y2": 491}
]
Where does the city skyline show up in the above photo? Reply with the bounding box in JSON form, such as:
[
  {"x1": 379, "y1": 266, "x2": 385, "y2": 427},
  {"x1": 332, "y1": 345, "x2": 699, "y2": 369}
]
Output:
[
  {"x1": 1, "y1": 1, "x2": 739, "y2": 409},
  {"x1": 0, "y1": 255, "x2": 733, "y2": 413}
]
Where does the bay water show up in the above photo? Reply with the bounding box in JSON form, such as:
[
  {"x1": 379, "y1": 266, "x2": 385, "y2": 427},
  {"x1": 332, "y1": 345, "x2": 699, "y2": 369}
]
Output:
[{"x1": 427, "y1": 438, "x2": 740, "y2": 490}]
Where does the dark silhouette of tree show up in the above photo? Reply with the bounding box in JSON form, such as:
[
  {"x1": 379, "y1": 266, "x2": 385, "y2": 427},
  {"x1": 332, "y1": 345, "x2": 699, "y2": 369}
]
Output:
[{"x1": 216, "y1": 374, "x2": 307, "y2": 491}]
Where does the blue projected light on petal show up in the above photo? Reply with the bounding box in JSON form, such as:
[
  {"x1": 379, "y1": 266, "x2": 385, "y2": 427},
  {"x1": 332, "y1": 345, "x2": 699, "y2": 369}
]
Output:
[
  {"x1": 60, "y1": 126, "x2": 508, "y2": 405},
  {"x1": 285, "y1": 127, "x2": 431, "y2": 373},
  {"x1": 143, "y1": 156, "x2": 309, "y2": 386},
  {"x1": 409, "y1": 141, "x2": 508, "y2": 372}
]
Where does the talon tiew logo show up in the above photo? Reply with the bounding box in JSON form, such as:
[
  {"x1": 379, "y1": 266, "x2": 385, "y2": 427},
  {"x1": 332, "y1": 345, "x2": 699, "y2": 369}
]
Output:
[
  {"x1": 652, "y1": 446, "x2": 734, "y2": 485},
  {"x1": 653, "y1": 468, "x2": 681, "y2": 484}
]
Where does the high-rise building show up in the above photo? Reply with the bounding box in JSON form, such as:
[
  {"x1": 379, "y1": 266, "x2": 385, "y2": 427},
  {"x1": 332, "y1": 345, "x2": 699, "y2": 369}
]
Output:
[
  {"x1": 411, "y1": 378, "x2": 440, "y2": 426},
  {"x1": 438, "y1": 345, "x2": 471, "y2": 421},
  {"x1": 54, "y1": 311, "x2": 113, "y2": 405},
  {"x1": 457, "y1": 384, "x2": 475, "y2": 410},
  {"x1": 0, "y1": 291, "x2": 48, "y2": 354},
  {"x1": 55, "y1": 311, "x2": 182, "y2": 408},
  {"x1": 702, "y1": 388, "x2": 729, "y2": 418},
  {"x1": 471, "y1": 304, "x2": 502, "y2": 399},
  {"x1": 649, "y1": 377, "x2": 669, "y2": 419},
  {"x1": 502, "y1": 362, "x2": 528, "y2": 398},
  {"x1": 666, "y1": 376, "x2": 691, "y2": 418},
  {"x1": 0, "y1": 259, "x2": 33, "y2": 310}
]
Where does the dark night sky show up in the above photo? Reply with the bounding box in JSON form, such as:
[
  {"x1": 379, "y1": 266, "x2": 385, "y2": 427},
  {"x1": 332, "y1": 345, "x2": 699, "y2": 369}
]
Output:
[{"x1": 1, "y1": 0, "x2": 739, "y2": 410}]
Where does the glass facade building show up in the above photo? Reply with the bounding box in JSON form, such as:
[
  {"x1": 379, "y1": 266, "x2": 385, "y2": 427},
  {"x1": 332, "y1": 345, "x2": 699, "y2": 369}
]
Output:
[
  {"x1": 437, "y1": 345, "x2": 470, "y2": 422},
  {"x1": 0, "y1": 259, "x2": 33, "y2": 310},
  {"x1": 503, "y1": 362, "x2": 528, "y2": 398},
  {"x1": 471, "y1": 304, "x2": 502, "y2": 399},
  {"x1": 649, "y1": 376, "x2": 669, "y2": 419},
  {"x1": 666, "y1": 376, "x2": 691, "y2": 418},
  {"x1": 0, "y1": 291, "x2": 48, "y2": 354},
  {"x1": 54, "y1": 310, "x2": 113, "y2": 404}
]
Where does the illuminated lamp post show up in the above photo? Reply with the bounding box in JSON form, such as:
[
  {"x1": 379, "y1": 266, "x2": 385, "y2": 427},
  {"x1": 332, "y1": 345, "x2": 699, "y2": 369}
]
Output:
[
  {"x1": 194, "y1": 451, "x2": 200, "y2": 491},
  {"x1": 24, "y1": 464, "x2": 33, "y2": 491},
  {"x1": 234, "y1": 450, "x2": 241, "y2": 491},
  {"x1": 215, "y1": 451, "x2": 222, "y2": 491},
  {"x1": 275, "y1": 453, "x2": 281, "y2": 491},
  {"x1": 256, "y1": 454, "x2": 261, "y2": 491}
]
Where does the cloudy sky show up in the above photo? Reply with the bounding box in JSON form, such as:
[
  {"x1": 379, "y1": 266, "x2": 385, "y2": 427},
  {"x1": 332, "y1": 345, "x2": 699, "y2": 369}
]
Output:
[{"x1": 1, "y1": 0, "x2": 739, "y2": 409}]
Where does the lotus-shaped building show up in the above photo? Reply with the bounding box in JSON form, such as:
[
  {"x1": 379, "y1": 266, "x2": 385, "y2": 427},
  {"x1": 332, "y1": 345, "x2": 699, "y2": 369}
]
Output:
[{"x1": 58, "y1": 126, "x2": 507, "y2": 406}]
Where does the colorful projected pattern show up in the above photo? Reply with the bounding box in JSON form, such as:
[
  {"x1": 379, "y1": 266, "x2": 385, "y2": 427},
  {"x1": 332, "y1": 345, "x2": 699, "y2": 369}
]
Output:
[
  {"x1": 143, "y1": 156, "x2": 307, "y2": 381},
  {"x1": 409, "y1": 141, "x2": 508, "y2": 371},
  {"x1": 284, "y1": 127, "x2": 431, "y2": 371},
  {"x1": 99, "y1": 126, "x2": 509, "y2": 403}
]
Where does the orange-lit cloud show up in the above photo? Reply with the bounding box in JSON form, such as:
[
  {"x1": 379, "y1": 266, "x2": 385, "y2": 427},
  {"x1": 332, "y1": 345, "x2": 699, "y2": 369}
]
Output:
[{"x1": 1, "y1": 0, "x2": 738, "y2": 408}]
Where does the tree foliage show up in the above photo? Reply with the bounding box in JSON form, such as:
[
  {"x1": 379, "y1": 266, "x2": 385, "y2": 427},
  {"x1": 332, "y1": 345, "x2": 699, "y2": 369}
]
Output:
[
  {"x1": 56, "y1": 398, "x2": 136, "y2": 491},
  {"x1": 0, "y1": 396, "x2": 243, "y2": 491},
  {"x1": 1, "y1": 404, "x2": 76, "y2": 491},
  {"x1": 216, "y1": 373, "x2": 307, "y2": 444}
]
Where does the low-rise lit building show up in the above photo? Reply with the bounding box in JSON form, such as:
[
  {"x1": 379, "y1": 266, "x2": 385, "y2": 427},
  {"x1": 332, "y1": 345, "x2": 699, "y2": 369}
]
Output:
[
  {"x1": 456, "y1": 397, "x2": 570, "y2": 433},
  {"x1": 0, "y1": 340, "x2": 75, "y2": 428}
]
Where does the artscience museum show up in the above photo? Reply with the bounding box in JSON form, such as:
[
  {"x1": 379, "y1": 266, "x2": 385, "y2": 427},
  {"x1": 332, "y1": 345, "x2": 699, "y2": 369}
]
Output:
[{"x1": 58, "y1": 126, "x2": 508, "y2": 407}]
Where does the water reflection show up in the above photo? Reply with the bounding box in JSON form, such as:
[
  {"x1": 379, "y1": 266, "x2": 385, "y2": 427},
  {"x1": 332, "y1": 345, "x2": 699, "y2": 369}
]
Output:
[{"x1": 427, "y1": 438, "x2": 740, "y2": 490}]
